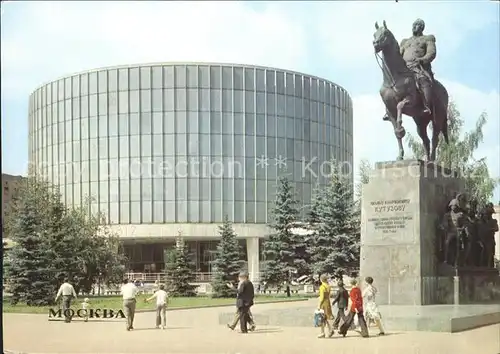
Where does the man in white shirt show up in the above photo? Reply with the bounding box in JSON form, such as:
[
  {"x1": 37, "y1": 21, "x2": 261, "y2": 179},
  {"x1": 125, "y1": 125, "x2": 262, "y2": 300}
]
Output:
[
  {"x1": 121, "y1": 278, "x2": 138, "y2": 331},
  {"x1": 55, "y1": 277, "x2": 77, "y2": 323},
  {"x1": 146, "y1": 284, "x2": 169, "y2": 329}
]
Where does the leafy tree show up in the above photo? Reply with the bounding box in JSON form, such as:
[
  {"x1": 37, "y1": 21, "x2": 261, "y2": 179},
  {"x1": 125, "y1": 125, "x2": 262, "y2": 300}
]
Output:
[
  {"x1": 355, "y1": 159, "x2": 372, "y2": 200},
  {"x1": 59, "y1": 202, "x2": 127, "y2": 294},
  {"x1": 210, "y1": 216, "x2": 244, "y2": 298},
  {"x1": 406, "y1": 101, "x2": 498, "y2": 205},
  {"x1": 165, "y1": 234, "x2": 197, "y2": 297},
  {"x1": 262, "y1": 176, "x2": 304, "y2": 286},
  {"x1": 307, "y1": 161, "x2": 360, "y2": 277}
]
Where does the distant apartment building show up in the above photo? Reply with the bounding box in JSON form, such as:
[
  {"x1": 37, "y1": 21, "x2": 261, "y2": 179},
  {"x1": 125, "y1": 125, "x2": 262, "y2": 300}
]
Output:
[{"x1": 2, "y1": 173, "x2": 25, "y2": 245}]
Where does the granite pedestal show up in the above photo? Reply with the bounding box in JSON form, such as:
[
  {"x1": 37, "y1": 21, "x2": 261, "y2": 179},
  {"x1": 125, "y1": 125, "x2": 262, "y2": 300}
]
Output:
[{"x1": 360, "y1": 160, "x2": 465, "y2": 305}]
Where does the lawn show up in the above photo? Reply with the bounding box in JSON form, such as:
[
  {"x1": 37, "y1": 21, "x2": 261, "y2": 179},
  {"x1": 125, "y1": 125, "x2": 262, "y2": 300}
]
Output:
[{"x1": 2, "y1": 294, "x2": 309, "y2": 314}]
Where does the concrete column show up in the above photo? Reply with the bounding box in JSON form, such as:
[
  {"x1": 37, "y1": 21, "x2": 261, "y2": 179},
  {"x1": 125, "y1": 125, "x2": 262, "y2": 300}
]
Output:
[{"x1": 246, "y1": 237, "x2": 260, "y2": 285}]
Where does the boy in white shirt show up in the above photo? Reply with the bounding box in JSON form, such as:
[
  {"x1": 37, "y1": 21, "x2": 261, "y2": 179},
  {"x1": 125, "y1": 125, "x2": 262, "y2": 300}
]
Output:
[
  {"x1": 81, "y1": 298, "x2": 90, "y2": 322},
  {"x1": 146, "y1": 284, "x2": 169, "y2": 329}
]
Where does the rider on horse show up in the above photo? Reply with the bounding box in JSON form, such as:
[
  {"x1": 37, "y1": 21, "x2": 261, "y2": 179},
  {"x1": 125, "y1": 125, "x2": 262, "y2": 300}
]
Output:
[{"x1": 399, "y1": 18, "x2": 436, "y2": 116}]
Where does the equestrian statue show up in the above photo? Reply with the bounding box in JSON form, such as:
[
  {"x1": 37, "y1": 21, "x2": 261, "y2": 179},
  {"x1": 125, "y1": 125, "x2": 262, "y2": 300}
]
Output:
[{"x1": 372, "y1": 19, "x2": 449, "y2": 161}]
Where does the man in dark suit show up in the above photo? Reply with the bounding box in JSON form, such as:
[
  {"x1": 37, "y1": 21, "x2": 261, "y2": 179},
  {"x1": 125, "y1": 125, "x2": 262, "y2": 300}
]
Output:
[
  {"x1": 332, "y1": 280, "x2": 349, "y2": 332},
  {"x1": 236, "y1": 271, "x2": 254, "y2": 333}
]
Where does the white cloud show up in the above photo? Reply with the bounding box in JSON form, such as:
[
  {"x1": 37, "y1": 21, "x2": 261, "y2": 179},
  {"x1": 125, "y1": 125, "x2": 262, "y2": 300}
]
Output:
[
  {"x1": 1, "y1": 2, "x2": 307, "y2": 99},
  {"x1": 316, "y1": 1, "x2": 499, "y2": 68}
]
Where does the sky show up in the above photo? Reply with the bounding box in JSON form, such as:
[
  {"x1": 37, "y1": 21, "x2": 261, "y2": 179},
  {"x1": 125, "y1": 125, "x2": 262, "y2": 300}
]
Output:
[{"x1": 1, "y1": 1, "x2": 499, "y2": 202}]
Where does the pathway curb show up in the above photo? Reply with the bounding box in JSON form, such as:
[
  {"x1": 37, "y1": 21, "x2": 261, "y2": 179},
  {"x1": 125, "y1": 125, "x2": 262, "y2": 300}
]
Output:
[{"x1": 135, "y1": 298, "x2": 309, "y2": 313}]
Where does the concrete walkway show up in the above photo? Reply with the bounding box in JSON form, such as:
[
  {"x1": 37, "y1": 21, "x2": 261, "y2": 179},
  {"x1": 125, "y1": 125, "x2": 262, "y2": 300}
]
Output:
[{"x1": 3, "y1": 300, "x2": 500, "y2": 354}]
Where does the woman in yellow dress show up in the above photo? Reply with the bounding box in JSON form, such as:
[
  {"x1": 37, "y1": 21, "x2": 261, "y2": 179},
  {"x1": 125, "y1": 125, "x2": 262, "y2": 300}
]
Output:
[{"x1": 317, "y1": 274, "x2": 334, "y2": 338}]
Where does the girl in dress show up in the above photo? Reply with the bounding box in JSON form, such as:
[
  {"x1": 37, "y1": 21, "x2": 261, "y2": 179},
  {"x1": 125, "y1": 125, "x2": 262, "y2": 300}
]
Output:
[{"x1": 362, "y1": 276, "x2": 385, "y2": 335}]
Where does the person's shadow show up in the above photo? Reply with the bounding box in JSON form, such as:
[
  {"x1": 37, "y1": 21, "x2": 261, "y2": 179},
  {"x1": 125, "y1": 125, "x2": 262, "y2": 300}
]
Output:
[
  {"x1": 132, "y1": 326, "x2": 190, "y2": 331},
  {"x1": 248, "y1": 327, "x2": 283, "y2": 334}
]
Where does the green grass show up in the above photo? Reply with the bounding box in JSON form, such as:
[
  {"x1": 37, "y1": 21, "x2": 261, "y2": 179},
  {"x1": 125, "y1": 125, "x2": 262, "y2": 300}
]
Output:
[{"x1": 2, "y1": 294, "x2": 308, "y2": 314}]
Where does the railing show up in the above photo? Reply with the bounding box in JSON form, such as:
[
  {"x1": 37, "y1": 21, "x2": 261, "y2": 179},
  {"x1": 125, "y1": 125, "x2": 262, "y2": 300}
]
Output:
[
  {"x1": 126, "y1": 272, "x2": 214, "y2": 283},
  {"x1": 126, "y1": 272, "x2": 268, "y2": 283}
]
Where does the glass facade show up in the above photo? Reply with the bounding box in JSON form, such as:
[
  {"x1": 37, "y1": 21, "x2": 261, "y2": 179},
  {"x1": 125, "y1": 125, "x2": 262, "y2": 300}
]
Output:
[
  {"x1": 28, "y1": 63, "x2": 353, "y2": 224},
  {"x1": 123, "y1": 240, "x2": 249, "y2": 273}
]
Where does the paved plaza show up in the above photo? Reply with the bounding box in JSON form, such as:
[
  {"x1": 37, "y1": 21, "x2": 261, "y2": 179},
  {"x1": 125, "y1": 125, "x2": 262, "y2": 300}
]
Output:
[{"x1": 4, "y1": 300, "x2": 500, "y2": 354}]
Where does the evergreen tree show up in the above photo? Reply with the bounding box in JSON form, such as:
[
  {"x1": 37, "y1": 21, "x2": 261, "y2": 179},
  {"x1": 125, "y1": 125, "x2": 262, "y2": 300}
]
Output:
[
  {"x1": 4, "y1": 178, "x2": 60, "y2": 305},
  {"x1": 262, "y1": 176, "x2": 304, "y2": 286},
  {"x1": 165, "y1": 233, "x2": 197, "y2": 297},
  {"x1": 307, "y1": 161, "x2": 360, "y2": 277},
  {"x1": 406, "y1": 101, "x2": 498, "y2": 205},
  {"x1": 211, "y1": 216, "x2": 244, "y2": 298}
]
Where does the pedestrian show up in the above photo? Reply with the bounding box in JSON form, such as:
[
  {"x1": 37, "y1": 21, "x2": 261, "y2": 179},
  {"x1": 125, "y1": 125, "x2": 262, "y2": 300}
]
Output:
[
  {"x1": 235, "y1": 271, "x2": 254, "y2": 334},
  {"x1": 317, "y1": 274, "x2": 334, "y2": 338},
  {"x1": 363, "y1": 276, "x2": 385, "y2": 336},
  {"x1": 121, "y1": 278, "x2": 138, "y2": 331},
  {"x1": 227, "y1": 308, "x2": 256, "y2": 331},
  {"x1": 338, "y1": 279, "x2": 369, "y2": 338},
  {"x1": 55, "y1": 277, "x2": 77, "y2": 323},
  {"x1": 226, "y1": 279, "x2": 256, "y2": 332},
  {"x1": 146, "y1": 284, "x2": 169, "y2": 329},
  {"x1": 81, "y1": 297, "x2": 90, "y2": 322},
  {"x1": 332, "y1": 280, "x2": 349, "y2": 332}
]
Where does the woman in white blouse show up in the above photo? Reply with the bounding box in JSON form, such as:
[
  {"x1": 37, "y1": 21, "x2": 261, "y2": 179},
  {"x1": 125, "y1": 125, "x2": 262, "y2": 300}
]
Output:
[{"x1": 362, "y1": 276, "x2": 385, "y2": 336}]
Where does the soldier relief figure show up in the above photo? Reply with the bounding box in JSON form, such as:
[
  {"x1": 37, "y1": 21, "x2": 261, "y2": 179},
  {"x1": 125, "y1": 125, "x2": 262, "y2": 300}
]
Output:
[
  {"x1": 477, "y1": 203, "x2": 499, "y2": 268},
  {"x1": 439, "y1": 194, "x2": 498, "y2": 268},
  {"x1": 372, "y1": 19, "x2": 449, "y2": 162}
]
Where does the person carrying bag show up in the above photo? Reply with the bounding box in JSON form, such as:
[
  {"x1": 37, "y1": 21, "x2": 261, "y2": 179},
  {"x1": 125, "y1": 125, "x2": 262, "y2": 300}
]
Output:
[{"x1": 338, "y1": 279, "x2": 369, "y2": 338}]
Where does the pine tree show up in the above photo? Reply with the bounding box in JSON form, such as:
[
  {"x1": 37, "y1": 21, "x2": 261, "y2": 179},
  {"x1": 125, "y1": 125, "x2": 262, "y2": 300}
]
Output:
[
  {"x1": 211, "y1": 216, "x2": 244, "y2": 298},
  {"x1": 307, "y1": 161, "x2": 360, "y2": 277},
  {"x1": 4, "y1": 178, "x2": 60, "y2": 305},
  {"x1": 262, "y1": 176, "x2": 304, "y2": 286},
  {"x1": 165, "y1": 234, "x2": 197, "y2": 297}
]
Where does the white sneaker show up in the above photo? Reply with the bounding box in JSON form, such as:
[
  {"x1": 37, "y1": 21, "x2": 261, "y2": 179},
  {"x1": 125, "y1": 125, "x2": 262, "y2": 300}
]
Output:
[{"x1": 161, "y1": 326, "x2": 165, "y2": 330}]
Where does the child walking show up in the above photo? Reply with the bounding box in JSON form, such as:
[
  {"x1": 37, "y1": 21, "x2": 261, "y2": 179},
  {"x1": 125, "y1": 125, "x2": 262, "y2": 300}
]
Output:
[
  {"x1": 81, "y1": 298, "x2": 90, "y2": 322},
  {"x1": 146, "y1": 284, "x2": 169, "y2": 329}
]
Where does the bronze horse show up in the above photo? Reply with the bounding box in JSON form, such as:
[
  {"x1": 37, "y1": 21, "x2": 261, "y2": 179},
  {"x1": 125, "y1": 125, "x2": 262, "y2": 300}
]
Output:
[{"x1": 372, "y1": 21, "x2": 449, "y2": 161}]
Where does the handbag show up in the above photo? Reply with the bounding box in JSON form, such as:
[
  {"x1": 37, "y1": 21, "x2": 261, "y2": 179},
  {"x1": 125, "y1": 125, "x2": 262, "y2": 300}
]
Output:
[{"x1": 314, "y1": 310, "x2": 325, "y2": 327}]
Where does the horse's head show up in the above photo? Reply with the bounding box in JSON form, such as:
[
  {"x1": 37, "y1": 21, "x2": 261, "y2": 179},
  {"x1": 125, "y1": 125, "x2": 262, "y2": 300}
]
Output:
[{"x1": 372, "y1": 20, "x2": 395, "y2": 53}]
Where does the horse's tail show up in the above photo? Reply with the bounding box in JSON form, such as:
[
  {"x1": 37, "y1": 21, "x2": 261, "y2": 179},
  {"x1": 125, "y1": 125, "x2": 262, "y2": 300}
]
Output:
[
  {"x1": 439, "y1": 86, "x2": 450, "y2": 145},
  {"x1": 442, "y1": 113, "x2": 449, "y2": 144}
]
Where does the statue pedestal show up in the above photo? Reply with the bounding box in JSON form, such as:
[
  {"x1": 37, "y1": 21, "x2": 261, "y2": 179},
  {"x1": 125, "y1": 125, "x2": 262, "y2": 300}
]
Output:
[
  {"x1": 360, "y1": 160, "x2": 464, "y2": 305},
  {"x1": 436, "y1": 265, "x2": 500, "y2": 304}
]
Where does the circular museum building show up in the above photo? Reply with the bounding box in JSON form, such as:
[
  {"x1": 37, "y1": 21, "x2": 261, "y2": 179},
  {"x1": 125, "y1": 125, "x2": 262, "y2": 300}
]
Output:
[{"x1": 28, "y1": 63, "x2": 353, "y2": 283}]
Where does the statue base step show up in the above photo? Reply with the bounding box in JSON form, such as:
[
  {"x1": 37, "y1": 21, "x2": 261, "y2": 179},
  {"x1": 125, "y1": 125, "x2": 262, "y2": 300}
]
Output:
[{"x1": 219, "y1": 303, "x2": 500, "y2": 333}]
